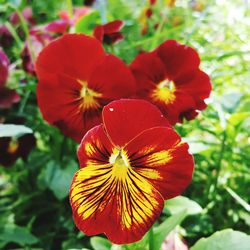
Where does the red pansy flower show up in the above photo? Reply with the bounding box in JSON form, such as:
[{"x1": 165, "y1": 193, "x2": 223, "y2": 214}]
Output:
[
  {"x1": 93, "y1": 20, "x2": 124, "y2": 45},
  {"x1": 70, "y1": 99, "x2": 194, "y2": 244},
  {"x1": 0, "y1": 48, "x2": 20, "y2": 109},
  {"x1": 130, "y1": 40, "x2": 211, "y2": 124},
  {"x1": 36, "y1": 34, "x2": 135, "y2": 142}
]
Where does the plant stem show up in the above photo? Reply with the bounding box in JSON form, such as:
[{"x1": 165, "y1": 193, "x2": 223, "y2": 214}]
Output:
[
  {"x1": 148, "y1": 227, "x2": 155, "y2": 250},
  {"x1": 67, "y1": 0, "x2": 73, "y2": 18},
  {"x1": 214, "y1": 131, "x2": 227, "y2": 191}
]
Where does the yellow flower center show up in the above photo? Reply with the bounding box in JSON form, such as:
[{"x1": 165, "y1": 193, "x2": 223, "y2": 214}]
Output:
[
  {"x1": 7, "y1": 139, "x2": 19, "y2": 154},
  {"x1": 151, "y1": 79, "x2": 176, "y2": 104},
  {"x1": 78, "y1": 80, "x2": 102, "y2": 110},
  {"x1": 109, "y1": 148, "x2": 130, "y2": 180}
]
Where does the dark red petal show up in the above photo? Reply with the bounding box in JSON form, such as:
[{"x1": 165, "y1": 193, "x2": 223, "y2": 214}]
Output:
[
  {"x1": 35, "y1": 34, "x2": 105, "y2": 81},
  {"x1": 103, "y1": 20, "x2": 124, "y2": 33},
  {"x1": 93, "y1": 25, "x2": 104, "y2": 42},
  {"x1": 177, "y1": 70, "x2": 212, "y2": 101},
  {"x1": 155, "y1": 40, "x2": 200, "y2": 81},
  {"x1": 124, "y1": 127, "x2": 194, "y2": 199},
  {"x1": 0, "y1": 48, "x2": 9, "y2": 87},
  {"x1": 130, "y1": 52, "x2": 165, "y2": 87},
  {"x1": 45, "y1": 19, "x2": 70, "y2": 34},
  {"x1": 77, "y1": 124, "x2": 113, "y2": 167},
  {"x1": 103, "y1": 32, "x2": 124, "y2": 45},
  {"x1": 0, "y1": 88, "x2": 20, "y2": 109},
  {"x1": 88, "y1": 54, "x2": 136, "y2": 100},
  {"x1": 102, "y1": 99, "x2": 171, "y2": 147}
]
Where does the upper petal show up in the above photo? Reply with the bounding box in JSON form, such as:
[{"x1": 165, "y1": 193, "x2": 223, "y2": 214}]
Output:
[
  {"x1": 130, "y1": 52, "x2": 166, "y2": 84},
  {"x1": 124, "y1": 126, "x2": 194, "y2": 199},
  {"x1": 35, "y1": 34, "x2": 105, "y2": 81},
  {"x1": 77, "y1": 124, "x2": 113, "y2": 167},
  {"x1": 102, "y1": 99, "x2": 171, "y2": 148},
  {"x1": 103, "y1": 20, "x2": 124, "y2": 33},
  {"x1": 88, "y1": 54, "x2": 136, "y2": 99},
  {"x1": 155, "y1": 40, "x2": 200, "y2": 81}
]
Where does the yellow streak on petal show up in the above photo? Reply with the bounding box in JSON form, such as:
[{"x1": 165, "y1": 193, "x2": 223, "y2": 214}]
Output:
[
  {"x1": 84, "y1": 142, "x2": 95, "y2": 157},
  {"x1": 145, "y1": 150, "x2": 172, "y2": 167},
  {"x1": 151, "y1": 79, "x2": 176, "y2": 104}
]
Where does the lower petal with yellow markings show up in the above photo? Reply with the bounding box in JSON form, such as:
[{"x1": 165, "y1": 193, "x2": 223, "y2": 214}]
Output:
[
  {"x1": 124, "y1": 126, "x2": 194, "y2": 199},
  {"x1": 70, "y1": 161, "x2": 164, "y2": 244}
]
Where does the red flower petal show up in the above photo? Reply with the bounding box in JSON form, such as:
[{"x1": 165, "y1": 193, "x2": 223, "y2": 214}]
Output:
[
  {"x1": 0, "y1": 48, "x2": 9, "y2": 87},
  {"x1": 93, "y1": 20, "x2": 124, "y2": 45},
  {"x1": 45, "y1": 19, "x2": 70, "y2": 34},
  {"x1": 130, "y1": 52, "x2": 165, "y2": 84},
  {"x1": 36, "y1": 34, "x2": 105, "y2": 81},
  {"x1": 93, "y1": 25, "x2": 104, "y2": 42},
  {"x1": 103, "y1": 20, "x2": 124, "y2": 34},
  {"x1": 77, "y1": 125, "x2": 113, "y2": 167},
  {"x1": 177, "y1": 70, "x2": 211, "y2": 102},
  {"x1": 124, "y1": 127, "x2": 194, "y2": 199},
  {"x1": 155, "y1": 40, "x2": 200, "y2": 81},
  {"x1": 102, "y1": 99, "x2": 171, "y2": 147},
  {"x1": 88, "y1": 54, "x2": 136, "y2": 99}
]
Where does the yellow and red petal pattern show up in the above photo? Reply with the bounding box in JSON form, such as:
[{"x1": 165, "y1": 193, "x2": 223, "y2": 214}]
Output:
[
  {"x1": 71, "y1": 125, "x2": 164, "y2": 244},
  {"x1": 102, "y1": 99, "x2": 171, "y2": 148},
  {"x1": 70, "y1": 164, "x2": 164, "y2": 244},
  {"x1": 124, "y1": 127, "x2": 194, "y2": 199},
  {"x1": 70, "y1": 99, "x2": 194, "y2": 244},
  {"x1": 77, "y1": 125, "x2": 113, "y2": 167}
]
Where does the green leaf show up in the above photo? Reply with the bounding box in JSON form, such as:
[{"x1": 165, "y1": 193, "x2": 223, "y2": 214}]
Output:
[
  {"x1": 74, "y1": 11, "x2": 101, "y2": 35},
  {"x1": 90, "y1": 236, "x2": 112, "y2": 250},
  {"x1": 164, "y1": 196, "x2": 203, "y2": 215},
  {"x1": 38, "y1": 160, "x2": 78, "y2": 200},
  {"x1": 228, "y1": 112, "x2": 250, "y2": 127},
  {"x1": 153, "y1": 210, "x2": 187, "y2": 250},
  {"x1": 0, "y1": 224, "x2": 38, "y2": 248},
  {"x1": 191, "y1": 229, "x2": 250, "y2": 250},
  {"x1": 0, "y1": 124, "x2": 33, "y2": 138}
]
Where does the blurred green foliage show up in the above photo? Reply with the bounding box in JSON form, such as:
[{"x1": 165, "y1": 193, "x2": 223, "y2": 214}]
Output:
[{"x1": 0, "y1": 0, "x2": 249, "y2": 249}]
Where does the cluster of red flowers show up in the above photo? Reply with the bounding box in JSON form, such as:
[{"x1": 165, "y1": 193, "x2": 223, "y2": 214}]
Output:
[
  {"x1": 35, "y1": 28, "x2": 211, "y2": 243},
  {"x1": 0, "y1": 2, "x2": 211, "y2": 245}
]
